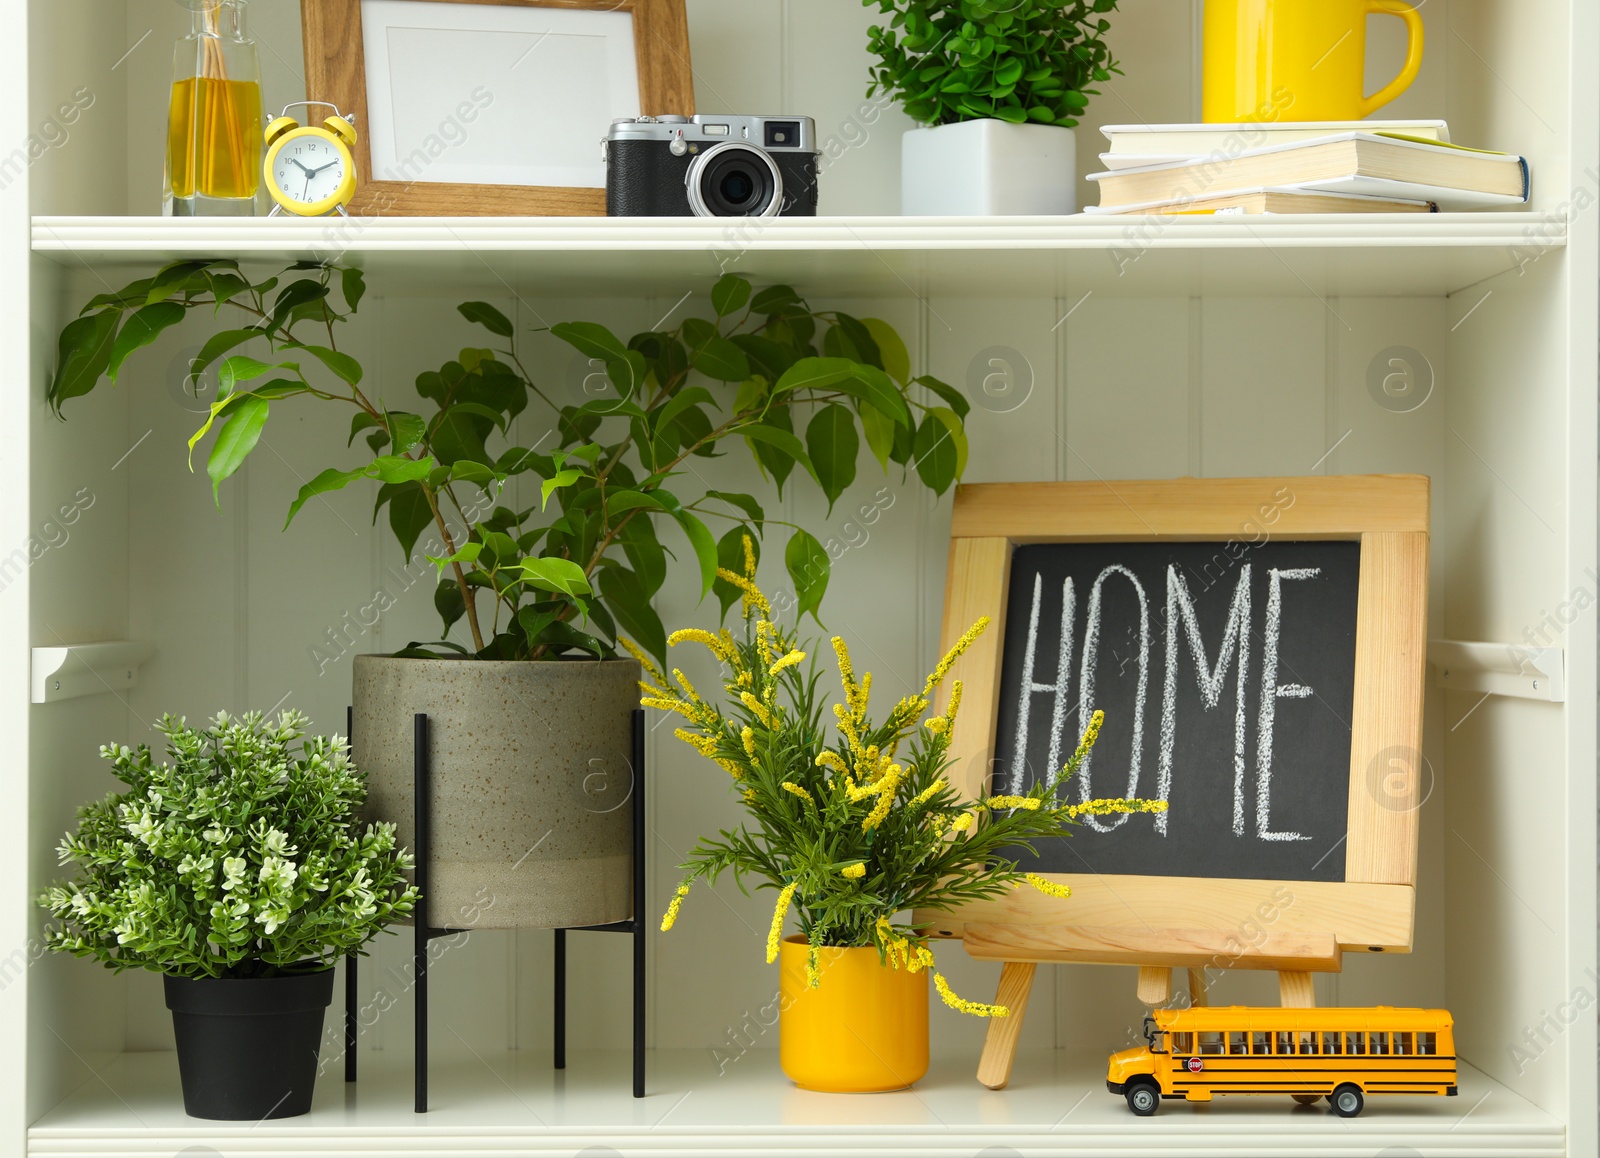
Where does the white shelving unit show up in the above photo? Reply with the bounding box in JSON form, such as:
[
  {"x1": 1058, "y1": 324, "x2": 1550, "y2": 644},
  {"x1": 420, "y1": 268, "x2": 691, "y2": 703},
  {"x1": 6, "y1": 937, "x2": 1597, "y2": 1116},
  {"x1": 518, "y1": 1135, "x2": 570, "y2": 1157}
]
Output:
[{"x1": 8, "y1": 1, "x2": 1595, "y2": 1156}]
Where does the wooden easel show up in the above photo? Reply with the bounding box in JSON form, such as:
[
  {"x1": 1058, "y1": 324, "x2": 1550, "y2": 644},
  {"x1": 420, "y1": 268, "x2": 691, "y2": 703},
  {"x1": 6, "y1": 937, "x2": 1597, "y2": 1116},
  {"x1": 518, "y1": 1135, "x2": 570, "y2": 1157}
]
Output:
[{"x1": 964, "y1": 925, "x2": 1344, "y2": 1089}]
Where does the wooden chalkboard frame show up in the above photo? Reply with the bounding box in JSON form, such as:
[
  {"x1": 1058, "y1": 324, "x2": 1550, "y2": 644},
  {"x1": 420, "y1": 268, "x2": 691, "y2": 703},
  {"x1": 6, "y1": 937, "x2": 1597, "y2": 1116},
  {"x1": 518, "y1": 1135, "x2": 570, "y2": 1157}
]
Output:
[{"x1": 918, "y1": 475, "x2": 1430, "y2": 1086}]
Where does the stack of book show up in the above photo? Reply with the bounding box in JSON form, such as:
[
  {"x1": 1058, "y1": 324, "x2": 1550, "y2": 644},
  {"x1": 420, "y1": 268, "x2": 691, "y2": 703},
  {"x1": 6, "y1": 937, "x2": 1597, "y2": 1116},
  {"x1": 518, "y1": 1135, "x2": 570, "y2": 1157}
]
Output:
[{"x1": 1085, "y1": 120, "x2": 1529, "y2": 215}]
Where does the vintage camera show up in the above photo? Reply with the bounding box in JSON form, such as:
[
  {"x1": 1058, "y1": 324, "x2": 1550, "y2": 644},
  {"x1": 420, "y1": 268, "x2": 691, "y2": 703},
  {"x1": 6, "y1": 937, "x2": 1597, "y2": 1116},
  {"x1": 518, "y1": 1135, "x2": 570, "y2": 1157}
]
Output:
[{"x1": 605, "y1": 115, "x2": 819, "y2": 217}]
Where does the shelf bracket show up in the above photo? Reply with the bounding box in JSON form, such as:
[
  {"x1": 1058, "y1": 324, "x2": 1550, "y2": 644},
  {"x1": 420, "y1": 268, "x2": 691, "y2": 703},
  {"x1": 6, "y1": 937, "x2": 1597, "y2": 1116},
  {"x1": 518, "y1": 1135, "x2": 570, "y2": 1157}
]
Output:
[
  {"x1": 1428, "y1": 639, "x2": 1564, "y2": 703},
  {"x1": 31, "y1": 642, "x2": 153, "y2": 704}
]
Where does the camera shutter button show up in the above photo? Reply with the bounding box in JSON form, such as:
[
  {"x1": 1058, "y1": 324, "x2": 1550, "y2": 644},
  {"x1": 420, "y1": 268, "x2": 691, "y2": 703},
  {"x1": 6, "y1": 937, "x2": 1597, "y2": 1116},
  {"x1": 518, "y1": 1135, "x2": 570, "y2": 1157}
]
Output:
[{"x1": 670, "y1": 131, "x2": 688, "y2": 157}]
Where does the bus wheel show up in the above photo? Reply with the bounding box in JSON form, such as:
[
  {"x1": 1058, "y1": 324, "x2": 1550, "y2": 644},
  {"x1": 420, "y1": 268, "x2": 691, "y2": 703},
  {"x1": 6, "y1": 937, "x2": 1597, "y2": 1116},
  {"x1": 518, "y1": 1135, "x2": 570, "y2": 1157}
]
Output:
[
  {"x1": 1291, "y1": 1094, "x2": 1321, "y2": 1105},
  {"x1": 1331, "y1": 1084, "x2": 1365, "y2": 1117},
  {"x1": 1125, "y1": 1080, "x2": 1160, "y2": 1117}
]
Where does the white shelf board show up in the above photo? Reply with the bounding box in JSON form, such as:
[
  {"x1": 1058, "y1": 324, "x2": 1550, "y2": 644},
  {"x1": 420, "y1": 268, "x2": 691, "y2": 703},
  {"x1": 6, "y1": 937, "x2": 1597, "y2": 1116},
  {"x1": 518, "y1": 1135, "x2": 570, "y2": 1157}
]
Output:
[
  {"x1": 29, "y1": 1047, "x2": 1564, "y2": 1156},
  {"x1": 31, "y1": 214, "x2": 1557, "y2": 299},
  {"x1": 30, "y1": 641, "x2": 153, "y2": 704},
  {"x1": 1429, "y1": 639, "x2": 1566, "y2": 702}
]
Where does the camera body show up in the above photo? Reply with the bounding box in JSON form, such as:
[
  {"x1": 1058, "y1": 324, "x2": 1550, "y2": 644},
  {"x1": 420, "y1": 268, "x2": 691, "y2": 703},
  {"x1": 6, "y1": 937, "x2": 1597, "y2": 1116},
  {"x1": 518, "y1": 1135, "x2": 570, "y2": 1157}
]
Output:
[{"x1": 605, "y1": 115, "x2": 819, "y2": 217}]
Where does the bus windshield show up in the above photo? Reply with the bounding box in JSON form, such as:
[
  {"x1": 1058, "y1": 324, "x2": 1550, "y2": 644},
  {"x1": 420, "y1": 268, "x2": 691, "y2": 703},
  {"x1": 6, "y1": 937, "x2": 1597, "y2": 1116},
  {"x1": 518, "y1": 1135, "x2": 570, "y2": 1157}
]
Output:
[{"x1": 1143, "y1": 1016, "x2": 1167, "y2": 1054}]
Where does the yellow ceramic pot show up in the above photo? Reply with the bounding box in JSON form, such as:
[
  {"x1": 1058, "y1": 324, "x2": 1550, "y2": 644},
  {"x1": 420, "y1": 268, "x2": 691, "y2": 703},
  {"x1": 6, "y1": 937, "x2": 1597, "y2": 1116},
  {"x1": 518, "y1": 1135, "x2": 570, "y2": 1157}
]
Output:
[{"x1": 778, "y1": 935, "x2": 929, "y2": 1092}]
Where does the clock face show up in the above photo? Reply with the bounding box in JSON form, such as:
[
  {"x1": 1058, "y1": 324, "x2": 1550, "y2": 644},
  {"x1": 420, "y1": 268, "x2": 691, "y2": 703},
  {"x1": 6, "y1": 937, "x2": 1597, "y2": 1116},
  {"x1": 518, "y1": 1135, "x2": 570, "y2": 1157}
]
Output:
[{"x1": 273, "y1": 136, "x2": 347, "y2": 205}]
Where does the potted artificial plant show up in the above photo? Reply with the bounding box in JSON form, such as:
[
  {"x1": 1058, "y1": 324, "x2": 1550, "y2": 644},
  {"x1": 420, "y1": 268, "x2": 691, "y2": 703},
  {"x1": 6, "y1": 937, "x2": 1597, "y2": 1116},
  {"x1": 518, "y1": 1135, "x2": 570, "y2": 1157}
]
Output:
[
  {"x1": 865, "y1": 0, "x2": 1121, "y2": 215},
  {"x1": 39, "y1": 711, "x2": 417, "y2": 1120},
  {"x1": 49, "y1": 262, "x2": 969, "y2": 932},
  {"x1": 647, "y1": 547, "x2": 1163, "y2": 1092}
]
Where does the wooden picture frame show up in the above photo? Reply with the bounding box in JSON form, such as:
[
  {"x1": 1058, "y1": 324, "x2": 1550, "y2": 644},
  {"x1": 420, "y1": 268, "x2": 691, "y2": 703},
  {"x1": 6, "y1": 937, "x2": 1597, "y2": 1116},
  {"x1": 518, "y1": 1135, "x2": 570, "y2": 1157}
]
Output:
[
  {"x1": 301, "y1": 0, "x2": 694, "y2": 216},
  {"x1": 917, "y1": 475, "x2": 1430, "y2": 1088}
]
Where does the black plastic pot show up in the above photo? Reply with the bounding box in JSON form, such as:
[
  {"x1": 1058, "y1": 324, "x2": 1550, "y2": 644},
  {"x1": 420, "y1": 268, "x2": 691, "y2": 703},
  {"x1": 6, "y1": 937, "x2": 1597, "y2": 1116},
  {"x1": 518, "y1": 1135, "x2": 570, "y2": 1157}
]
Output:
[{"x1": 163, "y1": 967, "x2": 334, "y2": 1120}]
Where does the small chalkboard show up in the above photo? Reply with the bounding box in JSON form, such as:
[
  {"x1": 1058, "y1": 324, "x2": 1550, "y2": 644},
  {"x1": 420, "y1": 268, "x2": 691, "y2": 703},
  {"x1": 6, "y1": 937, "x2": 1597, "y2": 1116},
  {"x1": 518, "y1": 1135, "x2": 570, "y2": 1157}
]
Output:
[
  {"x1": 992, "y1": 539, "x2": 1360, "y2": 883},
  {"x1": 918, "y1": 476, "x2": 1431, "y2": 1089}
]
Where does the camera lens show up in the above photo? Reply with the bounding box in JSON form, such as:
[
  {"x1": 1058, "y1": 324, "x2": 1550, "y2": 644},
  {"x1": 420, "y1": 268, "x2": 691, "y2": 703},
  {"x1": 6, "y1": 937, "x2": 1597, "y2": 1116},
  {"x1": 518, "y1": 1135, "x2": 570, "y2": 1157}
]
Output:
[
  {"x1": 686, "y1": 143, "x2": 784, "y2": 217},
  {"x1": 764, "y1": 120, "x2": 801, "y2": 149}
]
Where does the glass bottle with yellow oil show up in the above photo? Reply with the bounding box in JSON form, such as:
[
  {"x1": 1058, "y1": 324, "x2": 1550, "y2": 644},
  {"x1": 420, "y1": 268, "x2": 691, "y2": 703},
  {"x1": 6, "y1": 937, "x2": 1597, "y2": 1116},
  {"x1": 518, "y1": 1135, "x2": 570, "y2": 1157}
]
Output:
[{"x1": 165, "y1": 0, "x2": 263, "y2": 216}]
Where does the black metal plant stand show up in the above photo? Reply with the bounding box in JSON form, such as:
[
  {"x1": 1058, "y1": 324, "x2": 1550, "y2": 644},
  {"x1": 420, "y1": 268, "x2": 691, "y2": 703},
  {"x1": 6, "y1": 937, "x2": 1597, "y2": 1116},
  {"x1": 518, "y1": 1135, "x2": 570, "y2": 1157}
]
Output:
[{"x1": 343, "y1": 707, "x2": 648, "y2": 1110}]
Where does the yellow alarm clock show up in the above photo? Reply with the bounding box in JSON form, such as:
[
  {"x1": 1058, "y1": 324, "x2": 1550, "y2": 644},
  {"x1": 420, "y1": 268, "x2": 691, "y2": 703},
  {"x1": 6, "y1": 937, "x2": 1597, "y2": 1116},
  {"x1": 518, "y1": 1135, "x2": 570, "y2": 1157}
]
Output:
[{"x1": 263, "y1": 101, "x2": 358, "y2": 217}]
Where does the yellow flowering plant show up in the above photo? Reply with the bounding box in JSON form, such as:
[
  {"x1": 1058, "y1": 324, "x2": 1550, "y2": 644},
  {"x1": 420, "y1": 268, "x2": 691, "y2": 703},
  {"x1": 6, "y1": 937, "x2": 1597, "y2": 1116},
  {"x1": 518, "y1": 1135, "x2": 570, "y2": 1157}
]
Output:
[{"x1": 636, "y1": 538, "x2": 1165, "y2": 1017}]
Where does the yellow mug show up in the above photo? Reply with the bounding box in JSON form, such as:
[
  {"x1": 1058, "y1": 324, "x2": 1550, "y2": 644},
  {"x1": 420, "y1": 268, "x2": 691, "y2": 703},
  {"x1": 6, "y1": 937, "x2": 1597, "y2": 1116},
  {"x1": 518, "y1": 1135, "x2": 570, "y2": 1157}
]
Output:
[{"x1": 1203, "y1": 0, "x2": 1425, "y2": 123}]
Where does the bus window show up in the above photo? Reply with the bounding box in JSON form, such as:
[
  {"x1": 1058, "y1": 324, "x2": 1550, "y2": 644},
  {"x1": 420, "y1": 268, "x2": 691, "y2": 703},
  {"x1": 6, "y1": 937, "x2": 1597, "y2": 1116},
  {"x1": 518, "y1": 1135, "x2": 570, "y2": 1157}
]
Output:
[
  {"x1": 1417, "y1": 1031, "x2": 1437, "y2": 1056},
  {"x1": 1321, "y1": 1032, "x2": 1342, "y2": 1055},
  {"x1": 1200, "y1": 1033, "x2": 1225, "y2": 1055},
  {"x1": 1394, "y1": 1032, "x2": 1414, "y2": 1055},
  {"x1": 1370, "y1": 1032, "x2": 1391, "y2": 1055},
  {"x1": 1251, "y1": 1031, "x2": 1272, "y2": 1055},
  {"x1": 1228, "y1": 1031, "x2": 1248, "y2": 1055},
  {"x1": 1297, "y1": 1032, "x2": 1317, "y2": 1055},
  {"x1": 1345, "y1": 1032, "x2": 1366, "y2": 1055},
  {"x1": 1171, "y1": 1031, "x2": 1193, "y2": 1054}
]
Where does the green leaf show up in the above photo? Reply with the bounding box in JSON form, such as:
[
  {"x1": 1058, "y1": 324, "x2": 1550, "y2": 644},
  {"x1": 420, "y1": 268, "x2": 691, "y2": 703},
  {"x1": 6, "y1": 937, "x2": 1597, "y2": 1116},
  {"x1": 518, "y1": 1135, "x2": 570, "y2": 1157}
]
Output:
[
  {"x1": 385, "y1": 483, "x2": 435, "y2": 561},
  {"x1": 705, "y1": 490, "x2": 765, "y2": 527},
  {"x1": 655, "y1": 385, "x2": 717, "y2": 434},
  {"x1": 841, "y1": 364, "x2": 914, "y2": 429},
  {"x1": 458, "y1": 301, "x2": 513, "y2": 338},
  {"x1": 691, "y1": 336, "x2": 750, "y2": 382},
  {"x1": 519, "y1": 556, "x2": 594, "y2": 597},
  {"x1": 751, "y1": 284, "x2": 802, "y2": 314},
  {"x1": 552, "y1": 320, "x2": 627, "y2": 362},
  {"x1": 711, "y1": 274, "x2": 753, "y2": 317},
  {"x1": 859, "y1": 402, "x2": 895, "y2": 471},
  {"x1": 295, "y1": 344, "x2": 363, "y2": 385},
  {"x1": 599, "y1": 565, "x2": 667, "y2": 666},
  {"x1": 349, "y1": 412, "x2": 382, "y2": 447},
  {"x1": 741, "y1": 424, "x2": 815, "y2": 481},
  {"x1": 606, "y1": 489, "x2": 667, "y2": 515},
  {"x1": 929, "y1": 405, "x2": 969, "y2": 478},
  {"x1": 542, "y1": 468, "x2": 583, "y2": 509},
  {"x1": 205, "y1": 395, "x2": 269, "y2": 505},
  {"x1": 436, "y1": 577, "x2": 467, "y2": 630},
  {"x1": 217, "y1": 355, "x2": 279, "y2": 397},
  {"x1": 448, "y1": 460, "x2": 497, "y2": 487},
  {"x1": 284, "y1": 467, "x2": 365, "y2": 528},
  {"x1": 913, "y1": 411, "x2": 960, "y2": 496},
  {"x1": 773, "y1": 356, "x2": 857, "y2": 395},
  {"x1": 190, "y1": 328, "x2": 266, "y2": 383},
  {"x1": 145, "y1": 261, "x2": 212, "y2": 304},
  {"x1": 916, "y1": 374, "x2": 972, "y2": 420},
  {"x1": 784, "y1": 529, "x2": 830, "y2": 627},
  {"x1": 426, "y1": 542, "x2": 483, "y2": 572},
  {"x1": 369, "y1": 455, "x2": 434, "y2": 484},
  {"x1": 387, "y1": 411, "x2": 428, "y2": 455},
  {"x1": 806, "y1": 404, "x2": 859, "y2": 514},
  {"x1": 107, "y1": 302, "x2": 186, "y2": 382},
  {"x1": 341, "y1": 268, "x2": 367, "y2": 313},
  {"x1": 267, "y1": 280, "x2": 330, "y2": 333},
  {"x1": 654, "y1": 491, "x2": 718, "y2": 598},
  {"x1": 862, "y1": 318, "x2": 912, "y2": 385},
  {"x1": 49, "y1": 310, "x2": 120, "y2": 411}
]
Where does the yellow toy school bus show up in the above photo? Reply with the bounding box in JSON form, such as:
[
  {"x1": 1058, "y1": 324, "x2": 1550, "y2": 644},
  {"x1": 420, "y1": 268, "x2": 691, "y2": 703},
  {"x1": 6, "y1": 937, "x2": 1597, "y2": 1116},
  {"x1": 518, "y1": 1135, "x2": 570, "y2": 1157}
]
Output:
[{"x1": 1107, "y1": 1006, "x2": 1457, "y2": 1117}]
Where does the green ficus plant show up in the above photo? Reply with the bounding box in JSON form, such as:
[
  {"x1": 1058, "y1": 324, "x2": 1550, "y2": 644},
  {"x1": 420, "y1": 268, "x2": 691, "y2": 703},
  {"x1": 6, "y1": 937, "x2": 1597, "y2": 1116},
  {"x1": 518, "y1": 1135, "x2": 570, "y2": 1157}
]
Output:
[
  {"x1": 863, "y1": 0, "x2": 1121, "y2": 128},
  {"x1": 38, "y1": 711, "x2": 419, "y2": 979},
  {"x1": 47, "y1": 261, "x2": 971, "y2": 667}
]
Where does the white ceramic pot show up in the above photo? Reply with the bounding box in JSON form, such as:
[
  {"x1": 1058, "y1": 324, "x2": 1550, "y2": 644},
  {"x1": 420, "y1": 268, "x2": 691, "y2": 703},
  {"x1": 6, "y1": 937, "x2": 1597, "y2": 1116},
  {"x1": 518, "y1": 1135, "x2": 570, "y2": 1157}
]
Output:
[{"x1": 901, "y1": 119, "x2": 1077, "y2": 216}]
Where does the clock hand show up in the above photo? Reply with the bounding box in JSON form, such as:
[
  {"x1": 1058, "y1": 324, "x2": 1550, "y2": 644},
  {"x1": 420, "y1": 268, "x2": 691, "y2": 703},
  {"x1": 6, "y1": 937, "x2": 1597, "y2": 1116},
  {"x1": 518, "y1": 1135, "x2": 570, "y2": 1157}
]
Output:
[{"x1": 289, "y1": 157, "x2": 313, "y2": 175}]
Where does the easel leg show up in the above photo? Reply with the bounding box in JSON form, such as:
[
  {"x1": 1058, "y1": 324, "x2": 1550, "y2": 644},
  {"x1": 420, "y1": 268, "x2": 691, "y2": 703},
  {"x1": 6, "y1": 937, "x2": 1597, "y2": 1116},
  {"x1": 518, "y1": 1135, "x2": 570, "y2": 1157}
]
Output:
[
  {"x1": 976, "y1": 961, "x2": 1036, "y2": 1090},
  {"x1": 345, "y1": 953, "x2": 358, "y2": 1082},
  {"x1": 553, "y1": 928, "x2": 566, "y2": 1070},
  {"x1": 1185, "y1": 967, "x2": 1208, "y2": 1008},
  {"x1": 1136, "y1": 966, "x2": 1172, "y2": 1006},
  {"x1": 1278, "y1": 971, "x2": 1316, "y2": 1008}
]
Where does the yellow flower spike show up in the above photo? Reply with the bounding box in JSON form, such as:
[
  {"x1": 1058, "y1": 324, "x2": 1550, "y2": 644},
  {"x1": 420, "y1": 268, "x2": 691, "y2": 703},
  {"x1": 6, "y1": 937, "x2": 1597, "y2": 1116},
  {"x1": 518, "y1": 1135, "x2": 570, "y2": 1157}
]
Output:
[
  {"x1": 672, "y1": 668, "x2": 704, "y2": 705},
  {"x1": 862, "y1": 764, "x2": 903, "y2": 831},
  {"x1": 806, "y1": 939, "x2": 821, "y2": 989},
  {"x1": 741, "y1": 726, "x2": 757, "y2": 757},
  {"x1": 660, "y1": 882, "x2": 691, "y2": 931},
  {"x1": 830, "y1": 637, "x2": 858, "y2": 707},
  {"x1": 668, "y1": 628, "x2": 735, "y2": 663},
  {"x1": 841, "y1": 862, "x2": 866, "y2": 880},
  {"x1": 739, "y1": 691, "x2": 776, "y2": 729},
  {"x1": 640, "y1": 697, "x2": 697, "y2": 720},
  {"x1": 951, "y1": 812, "x2": 975, "y2": 832},
  {"x1": 1072, "y1": 709, "x2": 1106, "y2": 763},
  {"x1": 737, "y1": 670, "x2": 753, "y2": 688},
  {"x1": 768, "y1": 649, "x2": 806, "y2": 676},
  {"x1": 765, "y1": 882, "x2": 797, "y2": 963},
  {"x1": 1024, "y1": 872, "x2": 1072, "y2": 899},
  {"x1": 780, "y1": 781, "x2": 815, "y2": 805},
  {"x1": 945, "y1": 680, "x2": 964, "y2": 727},
  {"x1": 1066, "y1": 798, "x2": 1169, "y2": 819},
  {"x1": 923, "y1": 616, "x2": 991, "y2": 697},
  {"x1": 833, "y1": 702, "x2": 865, "y2": 759},
  {"x1": 845, "y1": 778, "x2": 878, "y2": 802},
  {"x1": 985, "y1": 795, "x2": 1042, "y2": 811},
  {"x1": 741, "y1": 533, "x2": 758, "y2": 580},
  {"x1": 908, "y1": 778, "x2": 946, "y2": 809},
  {"x1": 815, "y1": 750, "x2": 849, "y2": 776},
  {"x1": 715, "y1": 758, "x2": 746, "y2": 780},
  {"x1": 855, "y1": 671, "x2": 873, "y2": 722},
  {"x1": 934, "y1": 972, "x2": 1009, "y2": 1018},
  {"x1": 715, "y1": 568, "x2": 771, "y2": 617},
  {"x1": 637, "y1": 678, "x2": 672, "y2": 701},
  {"x1": 930, "y1": 813, "x2": 950, "y2": 834},
  {"x1": 620, "y1": 637, "x2": 666, "y2": 685},
  {"x1": 924, "y1": 717, "x2": 949, "y2": 736},
  {"x1": 672, "y1": 728, "x2": 721, "y2": 757},
  {"x1": 742, "y1": 787, "x2": 758, "y2": 804}
]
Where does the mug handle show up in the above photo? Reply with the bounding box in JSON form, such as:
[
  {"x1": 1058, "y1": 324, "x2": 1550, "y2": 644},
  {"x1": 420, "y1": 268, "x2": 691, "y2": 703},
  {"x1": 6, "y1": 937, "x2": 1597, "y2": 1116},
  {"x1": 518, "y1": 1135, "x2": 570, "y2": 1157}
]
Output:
[{"x1": 1360, "y1": 0, "x2": 1426, "y2": 117}]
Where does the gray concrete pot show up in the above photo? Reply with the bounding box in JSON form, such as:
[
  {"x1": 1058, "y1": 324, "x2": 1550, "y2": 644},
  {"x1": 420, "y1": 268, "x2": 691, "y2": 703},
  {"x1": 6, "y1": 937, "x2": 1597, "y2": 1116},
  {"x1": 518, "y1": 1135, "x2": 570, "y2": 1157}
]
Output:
[{"x1": 352, "y1": 655, "x2": 640, "y2": 930}]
